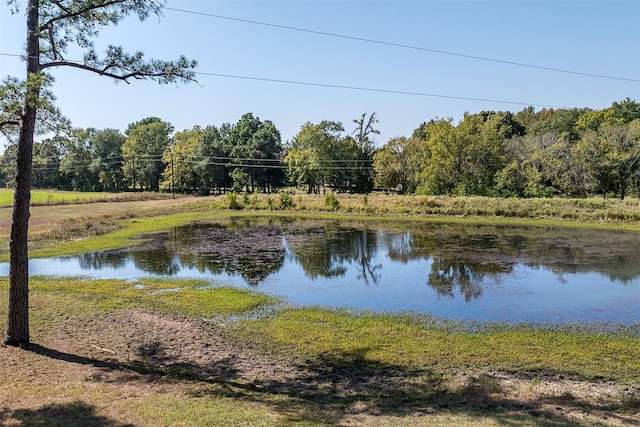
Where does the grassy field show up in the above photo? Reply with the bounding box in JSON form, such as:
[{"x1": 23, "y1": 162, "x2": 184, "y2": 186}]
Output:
[
  {"x1": 0, "y1": 192, "x2": 639, "y2": 425},
  {"x1": 0, "y1": 188, "x2": 176, "y2": 207}
]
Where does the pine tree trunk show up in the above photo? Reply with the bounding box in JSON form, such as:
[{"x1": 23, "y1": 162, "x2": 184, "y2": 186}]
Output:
[{"x1": 4, "y1": 0, "x2": 39, "y2": 347}]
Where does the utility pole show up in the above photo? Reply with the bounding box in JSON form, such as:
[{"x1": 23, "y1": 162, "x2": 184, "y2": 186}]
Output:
[{"x1": 170, "y1": 146, "x2": 175, "y2": 198}]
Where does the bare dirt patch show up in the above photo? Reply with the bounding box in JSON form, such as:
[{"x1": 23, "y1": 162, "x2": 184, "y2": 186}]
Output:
[{"x1": 2, "y1": 309, "x2": 638, "y2": 426}]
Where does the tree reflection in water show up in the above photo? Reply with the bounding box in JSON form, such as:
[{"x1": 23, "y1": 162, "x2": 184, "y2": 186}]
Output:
[
  {"x1": 428, "y1": 258, "x2": 485, "y2": 301},
  {"x1": 283, "y1": 222, "x2": 381, "y2": 284},
  {"x1": 77, "y1": 217, "x2": 640, "y2": 302},
  {"x1": 22, "y1": 217, "x2": 640, "y2": 323},
  {"x1": 169, "y1": 223, "x2": 285, "y2": 286},
  {"x1": 78, "y1": 233, "x2": 181, "y2": 276}
]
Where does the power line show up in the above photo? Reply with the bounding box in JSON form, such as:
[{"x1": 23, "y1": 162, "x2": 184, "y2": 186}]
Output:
[
  {"x1": 164, "y1": 6, "x2": 640, "y2": 84},
  {"x1": 196, "y1": 71, "x2": 563, "y2": 108},
  {"x1": 0, "y1": 52, "x2": 563, "y2": 108}
]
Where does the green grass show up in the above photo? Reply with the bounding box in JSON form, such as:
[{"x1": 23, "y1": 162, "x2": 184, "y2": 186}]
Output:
[
  {"x1": 0, "y1": 188, "x2": 121, "y2": 207},
  {"x1": 186, "y1": 192, "x2": 640, "y2": 225},
  {"x1": 1, "y1": 276, "x2": 638, "y2": 426},
  {"x1": 249, "y1": 308, "x2": 640, "y2": 383},
  {"x1": 8, "y1": 276, "x2": 638, "y2": 385},
  {"x1": 20, "y1": 276, "x2": 276, "y2": 317},
  {"x1": 0, "y1": 188, "x2": 177, "y2": 208},
  {"x1": 24, "y1": 212, "x2": 211, "y2": 260}
]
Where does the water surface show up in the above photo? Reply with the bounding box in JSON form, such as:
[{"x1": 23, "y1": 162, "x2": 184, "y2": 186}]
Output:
[{"x1": 5, "y1": 217, "x2": 640, "y2": 325}]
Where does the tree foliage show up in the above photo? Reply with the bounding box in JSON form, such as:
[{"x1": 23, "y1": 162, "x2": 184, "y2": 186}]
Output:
[
  {"x1": 122, "y1": 118, "x2": 172, "y2": 191},
  {"x1": 375, "y1": 100, "x2": 640, "y2": 199},
  {"x1": 284, "y1": 115, "x2": 376, "y2": 194}
]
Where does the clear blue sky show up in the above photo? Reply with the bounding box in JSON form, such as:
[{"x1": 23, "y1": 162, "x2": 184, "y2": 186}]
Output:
[{"x1": 1, "y1": 0, "x2": 639, "y2": 147}]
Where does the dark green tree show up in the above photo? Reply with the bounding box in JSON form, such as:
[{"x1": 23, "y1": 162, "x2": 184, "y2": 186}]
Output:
[
  {"x1": 227, "y1": 113, "x2": 283, "y2": 193},
  {"x1": 32, "y1": 137, "x2": 63, "y2": 189},
  {"x1": 89, "y1": 128, "x2": 125, "y2": 192},
  {"x1": 0, "y1": 144, "x2": 18, "y2": 188},
  {"x1": 122, "y1": 118, "x2": 173, "y2": 191},
  {"x1": 59, "y1": 128, "x2": 100, "y2": 191},
  {"x1": 197, "y1": 125, "x2": 231, "y2": 195}
]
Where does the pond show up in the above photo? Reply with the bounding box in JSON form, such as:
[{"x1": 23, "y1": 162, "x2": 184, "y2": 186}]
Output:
[{"x1": 3, "y1": 217, "x2": 639, "y2": 325}]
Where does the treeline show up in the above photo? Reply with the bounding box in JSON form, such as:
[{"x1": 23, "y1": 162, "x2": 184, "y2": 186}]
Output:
[
  {"x1": 0, "y1": 112, "x2": 379, "y2": 195},
  {"x1": 376, "y1": 98, "x2": 640, "y2": 199},
  {"x1": 0, "y1": 113, "x2": 287, "y2": 195},
  {"x1": 1, "y1": 100, "x2": 639, "y2": 199}
]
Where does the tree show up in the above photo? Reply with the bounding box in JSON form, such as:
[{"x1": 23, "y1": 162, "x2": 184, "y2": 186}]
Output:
[
  {"x1": 456, "y1": 113, "x2": 506, "y2": 195},
  {"x1": 0, "y1": 75, "x2": 69, "y2": 142},
  {"x1": 226, "y1": 113, "x2": 283, "y2": 193},
  {"x1": 122, "y1": 118, "x2": 173, "y2": 191},
  {"x1": 162, "y1": 126, "x2": 202, "y2": 194},
  {"x1": 497, "y1": 131, "x2": 574, "y2": 198},
  {"x1": 284, "y1": 147, "x2": 321, "y2": 193},
  {"x1": 576, "y1": 99, "x2": 640, "y2": 132},
  {"x1": 527, "y1": 108, "x2": 584, "y2": 142},
  {"x1": 350, "y1": 112, "x2": 378, "y2": 193},
  {"x1": 59, "y1": 128, "x2": 99, "y2": 191},
  {"x1": 0, "y1": 144, "x2": 18, "y2": 187},
  {"x1": 576, "y1": 121, "x2": 640, "y2": 199},
  {"x1": 353, "y1": 112, "x2": 379, "y2": 148},
  {"x1": 197, "y1": 125, "x2": 231, "y2": 195},
  {"x1": 89, "y1": 128, "x2": 125, "y2": 192},
  {"x1": 574, "y1": 129, "x2": 615, "y2": 197},
  {"x1": 417, "y1": 114, "x2": 506, "y2": 195},
  {"x1": 373, "y1": 136, "x2": 413, "y2": 193},
  {"x1": 4, "y1": 0, "x2": 196, "y2": 347},
  {"x1": 285, "y1": 121, "x2": 345, "y2": 193},
  {"x1": 419, "y1": 118, "x2": 460, "y2": 194},
  {"x1": 604, "y1": 98, "x2": 640, "y2": 126},
  {"x1": 478, "y1": 110, "x2": 525, "y2": 139},
  {"x1": 251, "y1": 120, "x2": 285, "y2": 193},
  {"x1": 32, "y1": 137, "x2": 64, "y2": 189}
]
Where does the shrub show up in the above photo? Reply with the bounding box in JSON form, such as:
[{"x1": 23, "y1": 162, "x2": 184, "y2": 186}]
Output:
[
  {"x1": 226, "y1": 192, "x2": 242, "y2": 210},
  {"x1": 324, "y1": 192, "x2": 340, "y2": 211},
  {"x1": 278, "y1": 192, "x2": 294, "y2": 210}
]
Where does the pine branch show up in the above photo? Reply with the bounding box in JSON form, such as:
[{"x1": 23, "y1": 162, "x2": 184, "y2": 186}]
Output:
[{"x1": 40, "y1": 0, "x2": 159, "y2": 29}]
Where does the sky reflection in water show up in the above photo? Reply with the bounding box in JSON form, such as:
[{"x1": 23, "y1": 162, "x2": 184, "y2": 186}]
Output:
[{"x1": 7, "y1": 217, "x2": 640, "y2": 325}]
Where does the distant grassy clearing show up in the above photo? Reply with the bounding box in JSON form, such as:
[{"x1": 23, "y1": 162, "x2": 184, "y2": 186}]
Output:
[
  {"x1": 0, "y1": 188, "x2": 180, "y2": 208},
  {"x1": 0, "y1": 188, "x2": 121, "y2": 207}
]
